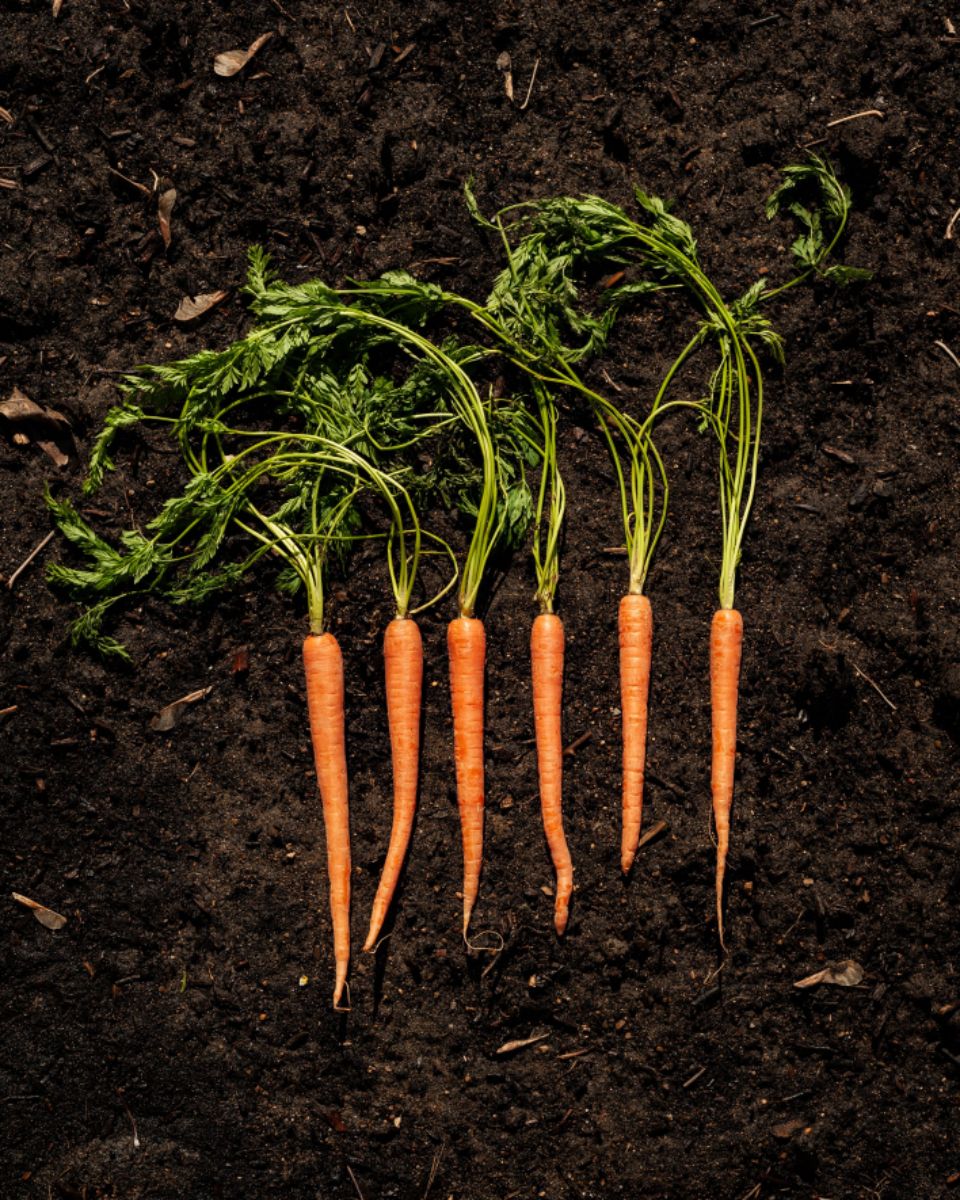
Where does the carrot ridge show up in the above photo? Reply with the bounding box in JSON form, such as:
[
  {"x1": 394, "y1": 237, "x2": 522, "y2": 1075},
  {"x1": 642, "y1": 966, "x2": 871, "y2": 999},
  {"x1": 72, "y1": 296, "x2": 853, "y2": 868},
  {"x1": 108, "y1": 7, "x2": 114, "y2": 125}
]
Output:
[
  {"x1": 710, "y1": 607, "x2": 743, "y2": 947},
  {"x1": 531, "y1": 612, "x2": 573, "y2": 934},
  {"x1": 619, "y1": 593, "x2": 654, "y2": 875},
  {"x1": 364, "y1": 617, "x2": 423, "y2": 952},
  {"x1": 303, "y1": 632, "x2": 351, "y2": 1007},
  {"x1": 447, "y1": 615, "x2": 486, "y2": 939}
]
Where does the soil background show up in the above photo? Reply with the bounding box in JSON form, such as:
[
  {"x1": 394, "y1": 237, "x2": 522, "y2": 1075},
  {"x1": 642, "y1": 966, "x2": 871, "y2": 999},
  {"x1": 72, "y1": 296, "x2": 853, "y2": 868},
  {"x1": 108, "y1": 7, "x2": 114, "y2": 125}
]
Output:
[{"x1": 2, "y1": 2, "x2": 960, "y2": 1198}]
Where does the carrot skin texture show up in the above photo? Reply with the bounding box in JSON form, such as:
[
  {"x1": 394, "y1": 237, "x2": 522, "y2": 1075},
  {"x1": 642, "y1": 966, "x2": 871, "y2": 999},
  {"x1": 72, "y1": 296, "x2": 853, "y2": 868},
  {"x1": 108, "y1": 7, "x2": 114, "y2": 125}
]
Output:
[
  {"x1": 710, "y1": 608, "x2": 743, "y2": 947},
  {"x1": 531, "y1": 613, "x2": 573, "y2": 934},
  {"x1": 303, "y1": 632, "x2": 351, "y2": 1007},
  {"x1": 619, "y1": 594, "x2": 653, "y2": 875},
  {"x1": 447, "y1": 616, "x2": 486, "y2": 938},
  {"x1": 364, "y1": 617, "x2": 423, "y2": 952}
]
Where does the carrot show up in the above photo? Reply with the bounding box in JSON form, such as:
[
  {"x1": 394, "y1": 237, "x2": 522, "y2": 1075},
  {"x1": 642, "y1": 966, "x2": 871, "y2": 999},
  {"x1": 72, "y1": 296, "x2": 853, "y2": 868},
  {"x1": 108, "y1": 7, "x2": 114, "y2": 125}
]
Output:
[
  {"x1": 364, "y1": 616, "x2": 423, "y2": 952},
  {"x1": 303, "y1": 632, "x2": 351, "y2": 1007},
  {"x1": 447, "y1": 614, "x2": 486, "y2": 938},
  {"x1": 531, "y1": 612, "x2": 573, "y2": 934},
  {"x1": 710, "y1": 607, "x2": 743, "y2": 947},
  {"x1": 619, "y1": 593, "x2": 653, "y2": 875}
]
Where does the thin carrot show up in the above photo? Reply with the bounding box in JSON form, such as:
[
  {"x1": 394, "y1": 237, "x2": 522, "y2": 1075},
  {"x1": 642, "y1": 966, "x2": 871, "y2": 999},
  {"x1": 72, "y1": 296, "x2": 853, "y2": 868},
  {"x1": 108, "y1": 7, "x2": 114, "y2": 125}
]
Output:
[
  {"x1": 619, "y1": 592, "x2": 653, "y2": 875},
  {"x1": 448, "y1": 615, "x2": 486, "y2": 938},
  {"x1": 364, "y1": 616, "x2": 423, "y2": 951},
  {"x1": 531, "y1": 612, "x2": 573, "y2": 934},
  {"x1": 303, "y1": 632, "x2": 351, "y2": 1008},
  {"x1": 710, "y1": 607, "x2": 743, "y2": 948}
]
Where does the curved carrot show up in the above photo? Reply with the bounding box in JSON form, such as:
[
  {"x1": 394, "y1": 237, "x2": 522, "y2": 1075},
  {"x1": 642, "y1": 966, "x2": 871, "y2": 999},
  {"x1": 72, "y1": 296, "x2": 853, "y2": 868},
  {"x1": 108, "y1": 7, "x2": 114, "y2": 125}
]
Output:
[
  {"x1": 364, "y1": 616, "x2": 423, "y2": 952},
  {"x1": 710, "y1": 607, "x2": 743, "y2": 947},
  {"x1": 303, "y1": 632, "x2": 351, "y2": 1007},
  {"x1": 619, "y1": 593, "x2": 653, "y2": 875},
  {"x1": 531, "y1": 613, "x2": 573, "y2": 934},
  {"x1": 447, "y1": 615, "x2": 486, "y2": 938}
]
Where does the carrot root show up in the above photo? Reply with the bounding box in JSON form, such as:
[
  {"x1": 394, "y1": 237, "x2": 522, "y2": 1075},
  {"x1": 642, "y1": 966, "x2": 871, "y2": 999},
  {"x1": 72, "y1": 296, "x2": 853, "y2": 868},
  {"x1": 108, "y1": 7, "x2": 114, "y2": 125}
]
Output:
[
  {"x1": 619, "y1": 593, "x2": 653, "y2": 875},
  {"x1": 303, "y1": 632, "x2": 351, "y2": 1007},
  {"x1": 710, "y1": 608, "x2": 743, "y2": 949},
  {"x1": 364, "y1": 616, "x2": 423, "y2": 953},
  {"x1": 531, "y1": 612, "x2": 573, "y2": 935},
  {"x1": 447, "y1": 615, "x2": 486, "y2": 940}
]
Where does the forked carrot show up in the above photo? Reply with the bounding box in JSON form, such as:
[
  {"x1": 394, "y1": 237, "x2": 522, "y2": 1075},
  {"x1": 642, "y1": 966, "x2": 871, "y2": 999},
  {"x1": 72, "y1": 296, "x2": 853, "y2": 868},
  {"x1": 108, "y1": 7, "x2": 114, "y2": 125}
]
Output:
[
  {"x1": 710, "y1": 607, "x2": 743, "y2": 948},
  {"x1": 364, "y1": 616, "x2": 423, "y2": 951},
  {"x1": 303, "y1": 632, "x2": 351, "y2": 1008},
  {"x1": 619, "y1": 592, "x2": 653, "y2": 875},
  {"x1": 531, "y1": 612, "x2": 573, "y2": 934},
  {"x1": 448, "y1": 615, "x2": 486, "y2": 938}
]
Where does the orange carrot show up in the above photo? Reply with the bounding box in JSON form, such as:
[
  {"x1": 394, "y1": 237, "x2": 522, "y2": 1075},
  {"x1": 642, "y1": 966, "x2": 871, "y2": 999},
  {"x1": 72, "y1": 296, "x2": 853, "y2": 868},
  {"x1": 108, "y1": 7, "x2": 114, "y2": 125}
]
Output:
[
  {"x1": 619, "y1": 593, "x2": 653, "y2": 875},
  {"x1": 531, "y1": 612, "x2": 573, "y2": 934},
  {"x1": 303, "y1": 632, "x2": 351, "y2": 1007},
  {"x1": 364, "y1": 616, "x2": 423, "y2": 952},
  {"x1": 447, "y1": 615, "x2": 486, "y2": 938},
  {"x1": 710, "y1": 607, "x2": 743, "y2": 947}
]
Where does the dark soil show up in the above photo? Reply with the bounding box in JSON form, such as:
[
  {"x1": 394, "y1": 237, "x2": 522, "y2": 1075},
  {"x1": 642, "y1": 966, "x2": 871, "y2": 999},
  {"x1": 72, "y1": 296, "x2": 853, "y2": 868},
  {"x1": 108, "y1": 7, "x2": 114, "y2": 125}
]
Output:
[{"x1": 3, "y1": 2, "x2": 960, "y2": 1197}]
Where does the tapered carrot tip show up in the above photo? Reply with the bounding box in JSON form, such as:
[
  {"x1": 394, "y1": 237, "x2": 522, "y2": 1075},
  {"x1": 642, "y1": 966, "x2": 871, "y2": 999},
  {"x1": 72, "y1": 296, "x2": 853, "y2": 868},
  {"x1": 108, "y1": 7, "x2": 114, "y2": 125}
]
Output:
[
  {"x1": 303, "y1": 632, "x2": 352, "y2": 1010},
  {"x1": 364, "y1": 617, "x2": 423, "y2": 953},
  {"x1": 448, "y1": 615, "x2": 486, "y2": 939},
  {"x1": 710, "y1": 608, "x2": 743, "y2": 950},
  {"x1": 619, "y1": 593, "x2": 653, "y2": 876}
]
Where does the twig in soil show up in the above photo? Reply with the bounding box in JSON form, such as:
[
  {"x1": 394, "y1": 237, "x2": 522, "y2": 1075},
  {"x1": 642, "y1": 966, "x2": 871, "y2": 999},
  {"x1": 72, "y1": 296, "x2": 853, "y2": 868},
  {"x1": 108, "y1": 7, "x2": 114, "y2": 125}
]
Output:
[
  {"x1": 107, "y1": 166, "x2": 151, "y2": 197},
  {"x1": 519, "y1": 56, "x2": 541, "y2": 110},
  {"x1": 682, "y1": 1064, "x2": 706, "y2": 1088},
  {"x1": 421, "y1": 1139, "x2": 446, "y2": 1200},
  {"x1": 825, "y1": 109, "x2": 885, "y2": 128},
  {"x1": 346, "y1": 1164, "x2": 365, "y2": 1200},
  {"x1": 563, "y1": 730, "x2": 592, "y2": 756},
  {"x1": 343, "y1": 6, "x2": 356, "y2": 32},
  {"x1": 267, "y1": 0, "x2": 296, "y2": 20},
  {"x1": 121, "y1": 1101, "x2": 141, "y2": 1149},
  {"x1": 748, "y1": 12, "x2": 781, "y2": 27},
  {"x1": 0, "y1": 705, "x2": 17, "y2": 719},
  {"x1": 946, "y1": 207, "x2": 960, "y2": 240},
  {"x1": 636, "y1": 819, "x2": 668, "y2": 851},
  {"x1": 852, "y1": 663, "x2": 897, "y2": 711},
  {"x1": 7, "y1": 531, "x2": 55, "y2": 590},
  {"x1": 600, "y1": 367, "x2": 623, "y2": 393},
  {"x1": 934, "y1": 340, "x2": 960, "y2": 371}
]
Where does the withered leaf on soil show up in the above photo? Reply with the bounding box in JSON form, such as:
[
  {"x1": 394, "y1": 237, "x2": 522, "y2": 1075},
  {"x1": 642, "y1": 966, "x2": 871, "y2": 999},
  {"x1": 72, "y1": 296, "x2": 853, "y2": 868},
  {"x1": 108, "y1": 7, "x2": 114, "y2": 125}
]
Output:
[
  {"x1": 214, "y1": 32, "x2": 274, "y2": 77},
  {"x1": 12, "y1": 892, "x2": 68, "y2": 930},
  {"x1": 495, "y1": 1032, "x2": 550, "y2": 1055},
  {"x1": 150, "y1": 685, "x2": 213, "y2": 732},
  {"x1": 794, "y1": 959, "x2": 864, "y2": 989},
  {"x1": 0, "y1": 107, "x2": 14, "y2": 124},
  {"x1": 158, "y1": 188, "x2": 177, "y2": 250},
  {"x1": 174, "y1": 290, "x2": 229, "y2": 322},
  {"x1": 0, "y1": 387, "x2": 73, "y2": 466}
]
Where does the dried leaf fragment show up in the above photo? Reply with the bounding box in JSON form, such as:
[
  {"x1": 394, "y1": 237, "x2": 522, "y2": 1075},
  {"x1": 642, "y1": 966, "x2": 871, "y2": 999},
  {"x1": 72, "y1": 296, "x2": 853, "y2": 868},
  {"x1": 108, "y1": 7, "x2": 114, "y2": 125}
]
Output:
[
  {"x1": 174, "y1": 290, "x2": 229, "y2": 322},
  {"x1": 12, "y1": 892, "x2": 67, "y2": 930},
  {"x1": 0, "y1": 387, "x2": 73, "y2": 466},
  {"x1": 158, "y1": 188, "x2": 177, "y2": 250},
  {"x1": 496, "y1": 51, "x2": 514, "y2": 102},
  {"x1": 772, "y1": 1118, "x2": 808, "y2": 1140},
  {"x1": 150, "y1": 686, "x2": 213, "y2": 732},
  {"x1": 495, "y1": 1032, "x2": 550, "y2": 1055},
  {"x1": 214, "y1": 32, "x2": 274, "y2": 77},
  {"x1": 52, "y1": 0, "x2": 64, "y2": 17},
  {"x1": 0, "y1": 107, "x2": 14, "y2": 124},
  {"x1": 794, "y1": 959, "x2": 864, "y2": 989}
]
